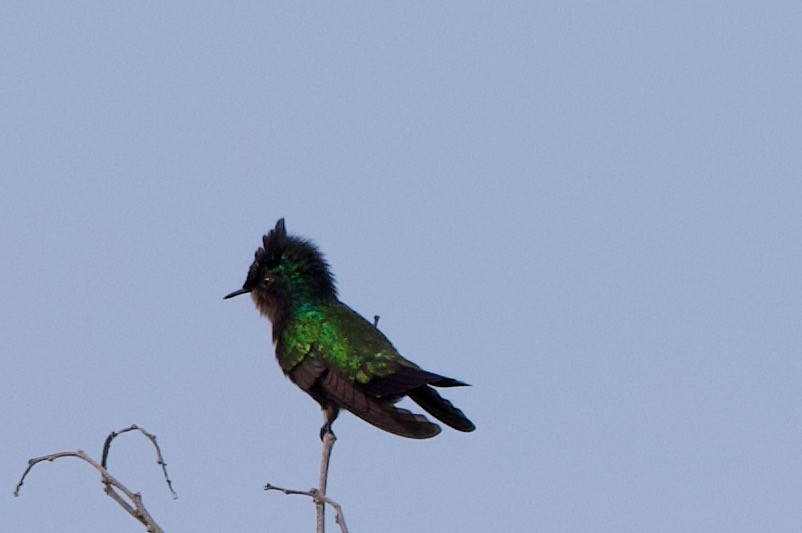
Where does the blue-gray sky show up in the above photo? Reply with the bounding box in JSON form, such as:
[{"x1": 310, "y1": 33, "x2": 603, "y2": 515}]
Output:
[{"x1": 3, "y1": 2, "x2": 801, "y2": 532}]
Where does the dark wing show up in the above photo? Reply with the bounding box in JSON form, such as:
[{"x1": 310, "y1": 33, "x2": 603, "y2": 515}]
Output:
[
  {"x1": 290, "y1": 357, "x2": 441, "y2": 439},
  {"x1": 329, "y1": 305, "x2": 476, "y2": 433},
  {"x1": 285, "y1": 303, "x2": 475, "y2": 436},
  {"x1": 320, "y1": 365, "x2": 441, "y2": 438}
]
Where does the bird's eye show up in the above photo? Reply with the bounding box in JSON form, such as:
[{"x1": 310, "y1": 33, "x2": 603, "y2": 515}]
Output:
[{"x1": 263, "y1": 274, "x2": 273, "y2": 284}]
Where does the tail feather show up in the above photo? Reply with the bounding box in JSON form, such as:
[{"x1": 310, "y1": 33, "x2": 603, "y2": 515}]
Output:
[
  {"x1": 408, "y1": 385, "x2": 476, "y2": 432},
  {"x1": 362, "y1": 365, "x2": 470, "y2": 398},
  {"x1": 431, "y1": 376, "x2": 470, "y2": 387},
  {"x1": 321, "y1": 368, "x2": 441, "y2": 439}
]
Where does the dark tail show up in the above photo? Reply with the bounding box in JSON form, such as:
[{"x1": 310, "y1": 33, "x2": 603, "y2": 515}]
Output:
[{"x1": 407, "y1": 385, "x2": 476, "y2": 432}]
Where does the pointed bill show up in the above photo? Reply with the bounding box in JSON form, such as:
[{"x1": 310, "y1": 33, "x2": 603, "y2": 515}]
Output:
[{"x1": 223, "y1": 288, "x2": 251, "y2": 299}]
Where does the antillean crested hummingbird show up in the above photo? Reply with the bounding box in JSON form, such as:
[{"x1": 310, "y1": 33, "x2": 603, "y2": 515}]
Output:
[{"x1": 225, "y1": 219, "x2": 475, "y2": 439}]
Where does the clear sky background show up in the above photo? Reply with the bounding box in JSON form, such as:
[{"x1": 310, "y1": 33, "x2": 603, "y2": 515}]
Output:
[{"x1": 2, "y1": 2, "x2": 801, "y2": 532}]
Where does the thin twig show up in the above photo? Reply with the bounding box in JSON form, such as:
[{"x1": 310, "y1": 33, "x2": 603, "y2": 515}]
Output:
[
  {"x1": 14, "y1": 449, "x2": 165, "y2": 533},
  {"x1": 316, "y1": 429, "x2": 336, "y2": 532},
  {"x1": 265, "y1": 482, "x2": 349, "y2": 533},
  {"x1": 263, "y1": 427, "x2": 346, "y2": 533},
  {"x1": 102, "y1": 424, "x2": 178, "y2": 499}
]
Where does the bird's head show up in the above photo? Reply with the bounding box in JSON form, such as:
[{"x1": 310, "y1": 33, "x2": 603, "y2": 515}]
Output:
[{"x1": 224, "y1": 219, "x2": 336, "y2": 322}]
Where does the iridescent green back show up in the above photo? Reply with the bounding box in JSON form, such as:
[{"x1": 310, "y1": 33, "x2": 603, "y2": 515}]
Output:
[{"x1": 278, "y1": 302, "x2": 411, "y2": 384}]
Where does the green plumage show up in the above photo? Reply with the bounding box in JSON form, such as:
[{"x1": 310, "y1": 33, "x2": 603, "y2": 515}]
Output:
[
  {"x1": 225, "y1": 219, "x2": 475, "y2": 439},
  {"x1": 279, "y1": 304, "x2": 401, "y2": 383}
]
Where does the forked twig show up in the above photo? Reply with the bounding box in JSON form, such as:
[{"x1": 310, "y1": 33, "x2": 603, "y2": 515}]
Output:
[
  {"x1": 265, "y1": 429, "x2": 348, "y2": 533},
  {"x1": 14, "y1": 449, "x2": 165, "y2": 532},
  {"x1": 265, "y1": 485, "x2": 348, "y2": 533},
  {"x1": 102, "y1": 424, "x2": 178, "y2": 499},
  {"x1": 14, "y1": 425, "x2": 176, "y2": 532}
]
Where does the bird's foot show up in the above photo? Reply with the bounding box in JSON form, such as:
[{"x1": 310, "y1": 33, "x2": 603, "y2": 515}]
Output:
[{"x1": 319, "y1": 423, "x2": 336, "y2": 442}]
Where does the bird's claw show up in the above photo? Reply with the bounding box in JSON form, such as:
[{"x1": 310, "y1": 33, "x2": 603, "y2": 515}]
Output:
[{"x1": 319, "y1": 424, "x2": 336, "y2": 441}]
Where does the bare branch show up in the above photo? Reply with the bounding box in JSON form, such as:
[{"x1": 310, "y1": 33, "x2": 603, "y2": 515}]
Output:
[
  {"x1": 14, "y1": 451, "x2": 79, "y2": 497},
  {"x1": 264, "y1": 428, "x2": 347, "y2": 533},
  {"x1": 14, "y1": 448, "x2": 165, "y2": 533},
  {"x1": 101, "y1": 424, "x2": 178, "y2": 499},
  {"x1": 316, "y1": 430, "x2": 336, "y2": 532},
  {"x1": 265, "y1": 483, "x2": 349, "y2": 533}
]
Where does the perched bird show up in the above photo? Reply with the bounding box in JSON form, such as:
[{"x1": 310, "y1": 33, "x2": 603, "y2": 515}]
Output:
[{"x1": 224, "y1": 219, "x2": 475, "y2": 439}]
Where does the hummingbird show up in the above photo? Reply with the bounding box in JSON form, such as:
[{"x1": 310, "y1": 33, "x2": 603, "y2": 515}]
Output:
[{"x1": 224, "y1": 219, "x2": 475, "y2": 439}]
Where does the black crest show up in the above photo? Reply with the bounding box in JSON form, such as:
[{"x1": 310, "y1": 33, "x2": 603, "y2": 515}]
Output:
[
  {"x1": 242, "y1": 218, "x2": 336, "y2": 297},
  {"x1": 247, "y1": 218, "x2": 287, "y2": 284}
]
